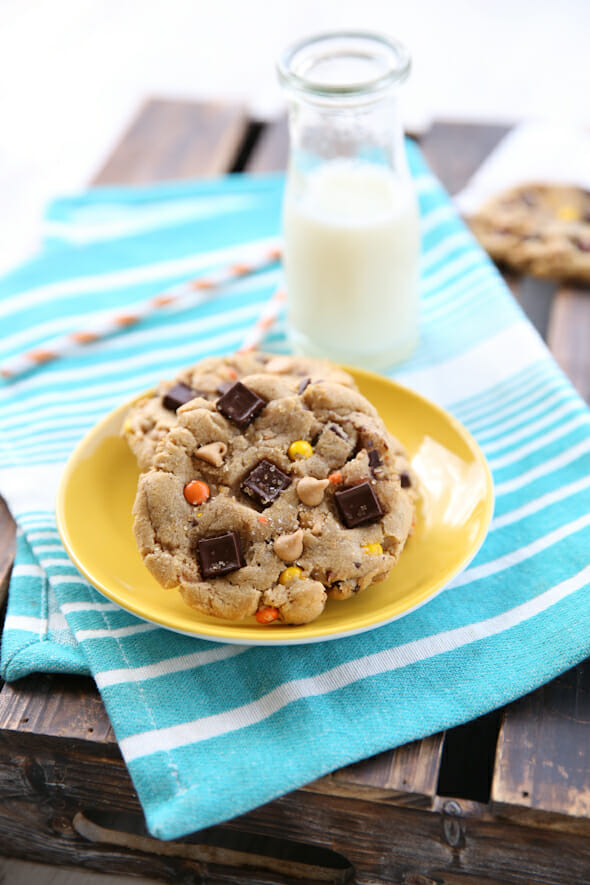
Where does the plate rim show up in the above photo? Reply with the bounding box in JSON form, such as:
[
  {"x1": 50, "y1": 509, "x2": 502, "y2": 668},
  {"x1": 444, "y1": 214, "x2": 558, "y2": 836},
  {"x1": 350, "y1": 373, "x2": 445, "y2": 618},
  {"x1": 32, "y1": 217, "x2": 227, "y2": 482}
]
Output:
[{"x1": 55, "y1": 366, "x2": 494, "y2": 646}]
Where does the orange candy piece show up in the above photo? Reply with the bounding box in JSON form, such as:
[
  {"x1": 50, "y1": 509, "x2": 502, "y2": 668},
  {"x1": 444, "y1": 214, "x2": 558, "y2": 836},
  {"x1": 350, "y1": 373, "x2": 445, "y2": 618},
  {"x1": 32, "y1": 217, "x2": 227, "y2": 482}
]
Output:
[
  {"x1": 255, "y1": 606, "x2": 280, "y2": 624},
  {"x1": 183, "y1": 480, "x2": 210, "y2": 506},
  {"x1": 328, "y1": 471, "x2": 342, "y2": 485}
]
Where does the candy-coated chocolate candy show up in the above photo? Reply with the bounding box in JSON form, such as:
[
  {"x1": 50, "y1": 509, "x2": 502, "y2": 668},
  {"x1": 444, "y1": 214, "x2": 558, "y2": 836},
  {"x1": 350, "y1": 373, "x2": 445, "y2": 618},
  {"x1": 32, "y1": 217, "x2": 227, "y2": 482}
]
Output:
[
  {"x1": 255, "y1": 606, "x2": 280, "y2": 624},
  {"x1": 362, "y1": 542, "x2": 383, "y2": 555},
  {"x1": 279, "y1": 566, "x2": 303, "y2": 585},
  {"x1": 557, "y1": 205, "x2": 579, "y2": 221},
  {"x1": 183, "y1": 480, "x2": 210, "y2": 506},
  {"x1": 288, "y1": 440, "x2": 313, "y2": 460}
]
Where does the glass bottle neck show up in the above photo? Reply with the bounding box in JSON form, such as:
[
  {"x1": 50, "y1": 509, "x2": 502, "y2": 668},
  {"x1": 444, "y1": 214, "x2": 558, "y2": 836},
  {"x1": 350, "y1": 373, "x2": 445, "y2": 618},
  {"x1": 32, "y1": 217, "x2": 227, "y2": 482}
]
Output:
[{"x1": 286, "y1": 91, "x2": 408, "y2": 179}]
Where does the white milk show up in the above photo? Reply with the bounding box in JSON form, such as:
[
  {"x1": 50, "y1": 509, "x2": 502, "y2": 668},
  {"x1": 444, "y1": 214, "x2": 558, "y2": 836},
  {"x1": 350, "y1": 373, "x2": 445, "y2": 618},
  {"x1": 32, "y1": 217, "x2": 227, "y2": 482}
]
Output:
[{"x1": 283, "y1": 159, "x2": 420, "y2": 369}]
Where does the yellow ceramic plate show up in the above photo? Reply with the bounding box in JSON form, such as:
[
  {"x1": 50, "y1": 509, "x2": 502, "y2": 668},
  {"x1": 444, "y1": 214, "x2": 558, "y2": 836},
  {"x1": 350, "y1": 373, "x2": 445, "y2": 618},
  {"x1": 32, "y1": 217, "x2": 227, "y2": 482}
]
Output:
[{"x1": 56, "y1": 367, "x2": 494, "y2": 645}]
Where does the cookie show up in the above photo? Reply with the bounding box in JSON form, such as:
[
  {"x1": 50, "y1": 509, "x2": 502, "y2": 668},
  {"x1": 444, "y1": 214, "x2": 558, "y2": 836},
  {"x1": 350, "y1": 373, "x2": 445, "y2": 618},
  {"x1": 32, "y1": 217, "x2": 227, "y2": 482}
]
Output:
[
  {"x1": 469, "y1": 183, "x2": 590, "y2": 282},
  {"x1": 122, "y1": 352, "x2": 358, "y2": 471},
  {"x1": 132, "y1": 373, "x2": 416, "y2": 626}
]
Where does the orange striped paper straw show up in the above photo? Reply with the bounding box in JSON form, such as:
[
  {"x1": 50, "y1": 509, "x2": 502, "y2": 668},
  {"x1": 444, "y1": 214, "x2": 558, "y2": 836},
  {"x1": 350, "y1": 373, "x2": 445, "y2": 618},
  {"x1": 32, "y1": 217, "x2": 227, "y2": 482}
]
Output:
[
  {"x1": 237, "y1": 288, "x2": 287, "y2": 354},
  {"x1": 0, "y1": 241, "x2": 282, "y2": 380}
]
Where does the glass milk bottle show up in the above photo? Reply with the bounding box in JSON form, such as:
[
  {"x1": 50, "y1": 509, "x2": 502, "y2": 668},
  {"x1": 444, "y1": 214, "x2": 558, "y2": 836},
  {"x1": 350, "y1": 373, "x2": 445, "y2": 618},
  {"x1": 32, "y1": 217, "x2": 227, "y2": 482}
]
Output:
[{"x1": 277, "y1": 32, "x2": 420, "y2": 370}]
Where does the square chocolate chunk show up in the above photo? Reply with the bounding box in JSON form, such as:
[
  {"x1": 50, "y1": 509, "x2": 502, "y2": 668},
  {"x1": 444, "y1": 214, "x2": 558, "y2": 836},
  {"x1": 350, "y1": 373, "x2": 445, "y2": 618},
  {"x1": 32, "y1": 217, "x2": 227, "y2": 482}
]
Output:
[
  {"x1": 162, "y1": 382, "x2": 197, "y2": 412},
  {"x1": 216, "y1": 381, "x2": 266, "y2": 429},
  {"x1": 334, "y1": 481, "x2": 384, "y2": 528},
  {"x1": 198, "y1": 532, "x2": 244, "y2": 579},
  {"x1": 241, "y1": 459, "x2": 291, "y2": 508}
]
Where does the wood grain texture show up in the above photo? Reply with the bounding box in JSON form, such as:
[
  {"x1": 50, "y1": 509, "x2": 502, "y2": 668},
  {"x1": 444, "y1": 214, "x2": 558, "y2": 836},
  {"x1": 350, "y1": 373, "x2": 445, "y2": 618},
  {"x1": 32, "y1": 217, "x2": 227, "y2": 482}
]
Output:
[
  {"x1": 92, "y1": 99, "x2": 249, "y2": 184},
  {"x1": 492, "y1": 662, "x2": 590, "y2": 823},
  {"x1": 0, "y1": 858, "x2": 161, "y2": 885},
  {"x1": 418, "y1": 119, "x2": 510, "y2": 196},
  {"x1": 246, "y1": 115, "x2": 289, "y2": 172},
  {"x1": 0, "y1": 674, "x2": 115, "y2": 743},
  {"x1": 327, "y1": 734, "x2": 445, "y2": 804},
  {"x1": 0, "y1": 495, "x2": 16, "y2": 612},
  {"x1": 548, "y1": 285, "x2": 590, "y2": 403},
  {"x1": 227, "y1": 789, "x2": 590, "y2": 885}
]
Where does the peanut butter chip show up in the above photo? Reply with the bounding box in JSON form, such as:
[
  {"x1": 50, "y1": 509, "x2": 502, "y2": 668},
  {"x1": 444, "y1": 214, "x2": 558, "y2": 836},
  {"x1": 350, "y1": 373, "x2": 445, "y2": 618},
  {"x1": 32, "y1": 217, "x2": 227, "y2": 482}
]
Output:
[
  {"x1": 274, "y1": 530, "x2": 304, "y2": 562},
  {"x1": 194, "y1": 441, "x2": 227, "y2": 467},
  {"x1": 297, "y1": 476, "x2": 329, "y2": 507},
  {"x1": 265, "y1": 356, "x2": 293, "y2": 374}
]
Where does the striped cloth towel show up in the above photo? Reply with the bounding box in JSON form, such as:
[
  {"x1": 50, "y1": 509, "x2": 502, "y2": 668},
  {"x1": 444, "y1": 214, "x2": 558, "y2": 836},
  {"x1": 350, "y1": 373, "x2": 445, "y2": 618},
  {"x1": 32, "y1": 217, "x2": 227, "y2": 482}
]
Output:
[{"x1": 1, "y1": 143, "x2": 590, "y2": 841}]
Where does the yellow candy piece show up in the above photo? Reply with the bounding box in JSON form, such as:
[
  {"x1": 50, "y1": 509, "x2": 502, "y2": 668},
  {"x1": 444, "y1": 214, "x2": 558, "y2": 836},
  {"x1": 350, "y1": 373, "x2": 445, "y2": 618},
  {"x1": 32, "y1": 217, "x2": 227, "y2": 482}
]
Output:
[
  {"x1": 122, "y1": 418, "x2": 133, "y2": 434},
  {"x1": 362, "y1": 542, "x2": 383, "y2": 555},
  {"x1": 556, "y1": 205, "x2": 579, "y2": 222},
  {"x1": 279, "y1": 566, "x2": 303, "y2": 584},
  {"x1": 288, "y1": 440, "x2": 313, "y2": 460}
]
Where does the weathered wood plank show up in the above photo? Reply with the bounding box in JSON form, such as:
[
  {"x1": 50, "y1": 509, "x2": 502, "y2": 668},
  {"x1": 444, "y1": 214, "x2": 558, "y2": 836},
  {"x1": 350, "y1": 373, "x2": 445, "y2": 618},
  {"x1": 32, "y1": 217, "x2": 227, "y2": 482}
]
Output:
[
  {"x1": 0, "y1": 674, "x2": 115, "y2": 743},
  {"x1": 548, "y1": 285, "x2": 590, "y2": 403},
  {"x1": 92, "y1": 98, "x2": 250, "y2": 184},
  {"x1": 228, "y1": 789, "x2": 590, "y2": 885},
  {"x1": 492, "y1": 662, "x2": 590, "y2": 825},
  {"x1": 0, "y1": 858, "x2": 160, "y2": 885},
  {"x1": 326, "y1": 734, "x2": 445, "y2": 805},
  {"x1": 246, "y1": 115, "x2": 289, "y2": 172},
  {"x1": 418, "y1": 120, "x2": 510, "y2": 196},
  {"x1": 0, "y1": 495, "x2": 16, "y2": 612}
]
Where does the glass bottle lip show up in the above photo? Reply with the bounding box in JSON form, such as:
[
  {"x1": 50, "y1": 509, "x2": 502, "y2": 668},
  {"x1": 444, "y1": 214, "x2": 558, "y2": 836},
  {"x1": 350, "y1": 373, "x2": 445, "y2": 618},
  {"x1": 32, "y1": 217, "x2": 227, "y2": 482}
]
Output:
[{"x1": 277, "y1": 31, "x2": 411, "y2": 103}]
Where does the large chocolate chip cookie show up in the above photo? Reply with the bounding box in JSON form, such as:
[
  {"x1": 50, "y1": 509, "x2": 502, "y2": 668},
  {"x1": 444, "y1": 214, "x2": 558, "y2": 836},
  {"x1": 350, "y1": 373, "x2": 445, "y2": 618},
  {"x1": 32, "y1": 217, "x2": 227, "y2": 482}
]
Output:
[
  {"x1": 469, "y1": 183, "x2": 590, "y2": 282},
  {"x1": 132, "y1": 370, "x2": 415, "y2": 626}
]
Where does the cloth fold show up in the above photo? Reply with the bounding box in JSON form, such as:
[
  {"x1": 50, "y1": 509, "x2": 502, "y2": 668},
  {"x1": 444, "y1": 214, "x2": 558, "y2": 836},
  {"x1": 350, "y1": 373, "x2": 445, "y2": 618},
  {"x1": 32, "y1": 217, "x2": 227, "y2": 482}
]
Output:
[
  {"x1": 454, "y1": 120, "x2": 590, "y2": 216},
  {"x1": 1, "y1": 144, "x2": 590, "y2": 841}
]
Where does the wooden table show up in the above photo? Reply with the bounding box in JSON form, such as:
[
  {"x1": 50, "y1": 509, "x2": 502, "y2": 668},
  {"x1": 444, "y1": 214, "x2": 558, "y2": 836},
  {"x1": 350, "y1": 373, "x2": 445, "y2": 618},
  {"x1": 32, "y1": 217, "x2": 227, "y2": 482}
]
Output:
[{"x1": 0, "y1": 101, "x2": 589, "y2": 885}]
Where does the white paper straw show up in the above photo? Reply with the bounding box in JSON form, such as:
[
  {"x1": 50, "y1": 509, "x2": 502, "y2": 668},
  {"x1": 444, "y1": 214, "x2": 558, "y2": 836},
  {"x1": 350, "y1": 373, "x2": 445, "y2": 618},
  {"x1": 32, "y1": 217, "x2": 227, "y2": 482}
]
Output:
[{"x1": 1, "y1": 240, "x2": 282, "y2": 380}]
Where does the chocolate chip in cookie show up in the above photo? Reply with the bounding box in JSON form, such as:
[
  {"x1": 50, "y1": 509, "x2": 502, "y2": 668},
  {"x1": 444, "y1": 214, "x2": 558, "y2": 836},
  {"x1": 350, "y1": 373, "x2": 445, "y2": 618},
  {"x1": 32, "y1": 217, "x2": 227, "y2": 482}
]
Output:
[
  {"x1": 198, "y1": 532, "x2": 245, "y2": 579},
  {"x1": 334, "y1": 481, "x2": 384, "y2": 528},
  {"x1": 216, "y1": 381, "x2": 266, "y2": 429},
  {"x1": 163, "y1": 382, "x2": 198, "y2": 412},
  {"x1": 241, "y1": 460, "x2": 292, "y2": 508}
]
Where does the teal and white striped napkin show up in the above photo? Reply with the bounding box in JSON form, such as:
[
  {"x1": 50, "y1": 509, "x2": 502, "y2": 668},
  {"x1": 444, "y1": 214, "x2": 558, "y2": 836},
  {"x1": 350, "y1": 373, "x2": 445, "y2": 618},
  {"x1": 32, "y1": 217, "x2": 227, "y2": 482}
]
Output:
[{"x1": 1, "y1": 144, "x2": 590, "y2": 841}]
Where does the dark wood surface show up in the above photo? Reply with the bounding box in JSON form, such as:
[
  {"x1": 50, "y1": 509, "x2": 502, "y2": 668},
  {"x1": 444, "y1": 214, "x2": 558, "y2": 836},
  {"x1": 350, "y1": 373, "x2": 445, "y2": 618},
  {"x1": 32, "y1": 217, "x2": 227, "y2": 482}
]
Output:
[{"x1": 0, "y1": 100, "x2": 589, "y2": 884}]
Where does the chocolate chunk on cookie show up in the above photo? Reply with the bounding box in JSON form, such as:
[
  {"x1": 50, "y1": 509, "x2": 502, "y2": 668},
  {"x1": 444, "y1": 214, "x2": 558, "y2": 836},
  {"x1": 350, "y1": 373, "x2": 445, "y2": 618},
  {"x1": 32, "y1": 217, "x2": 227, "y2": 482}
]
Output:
[
  {"x1": 217, "y1": 381, "x2": 266, "y2": 429},
  {"x1": 162, "y1": 382, "x2": 198, "y2": 412},
  {"x1": 198, "y1": 532, "x2": 245, "y2": 579},
  {"x1": 241, "y1": 460, "x2": 291, "y2": 507},
  {"x1": 335, "y1": 481, "x2": 384, "y2": 528}
]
